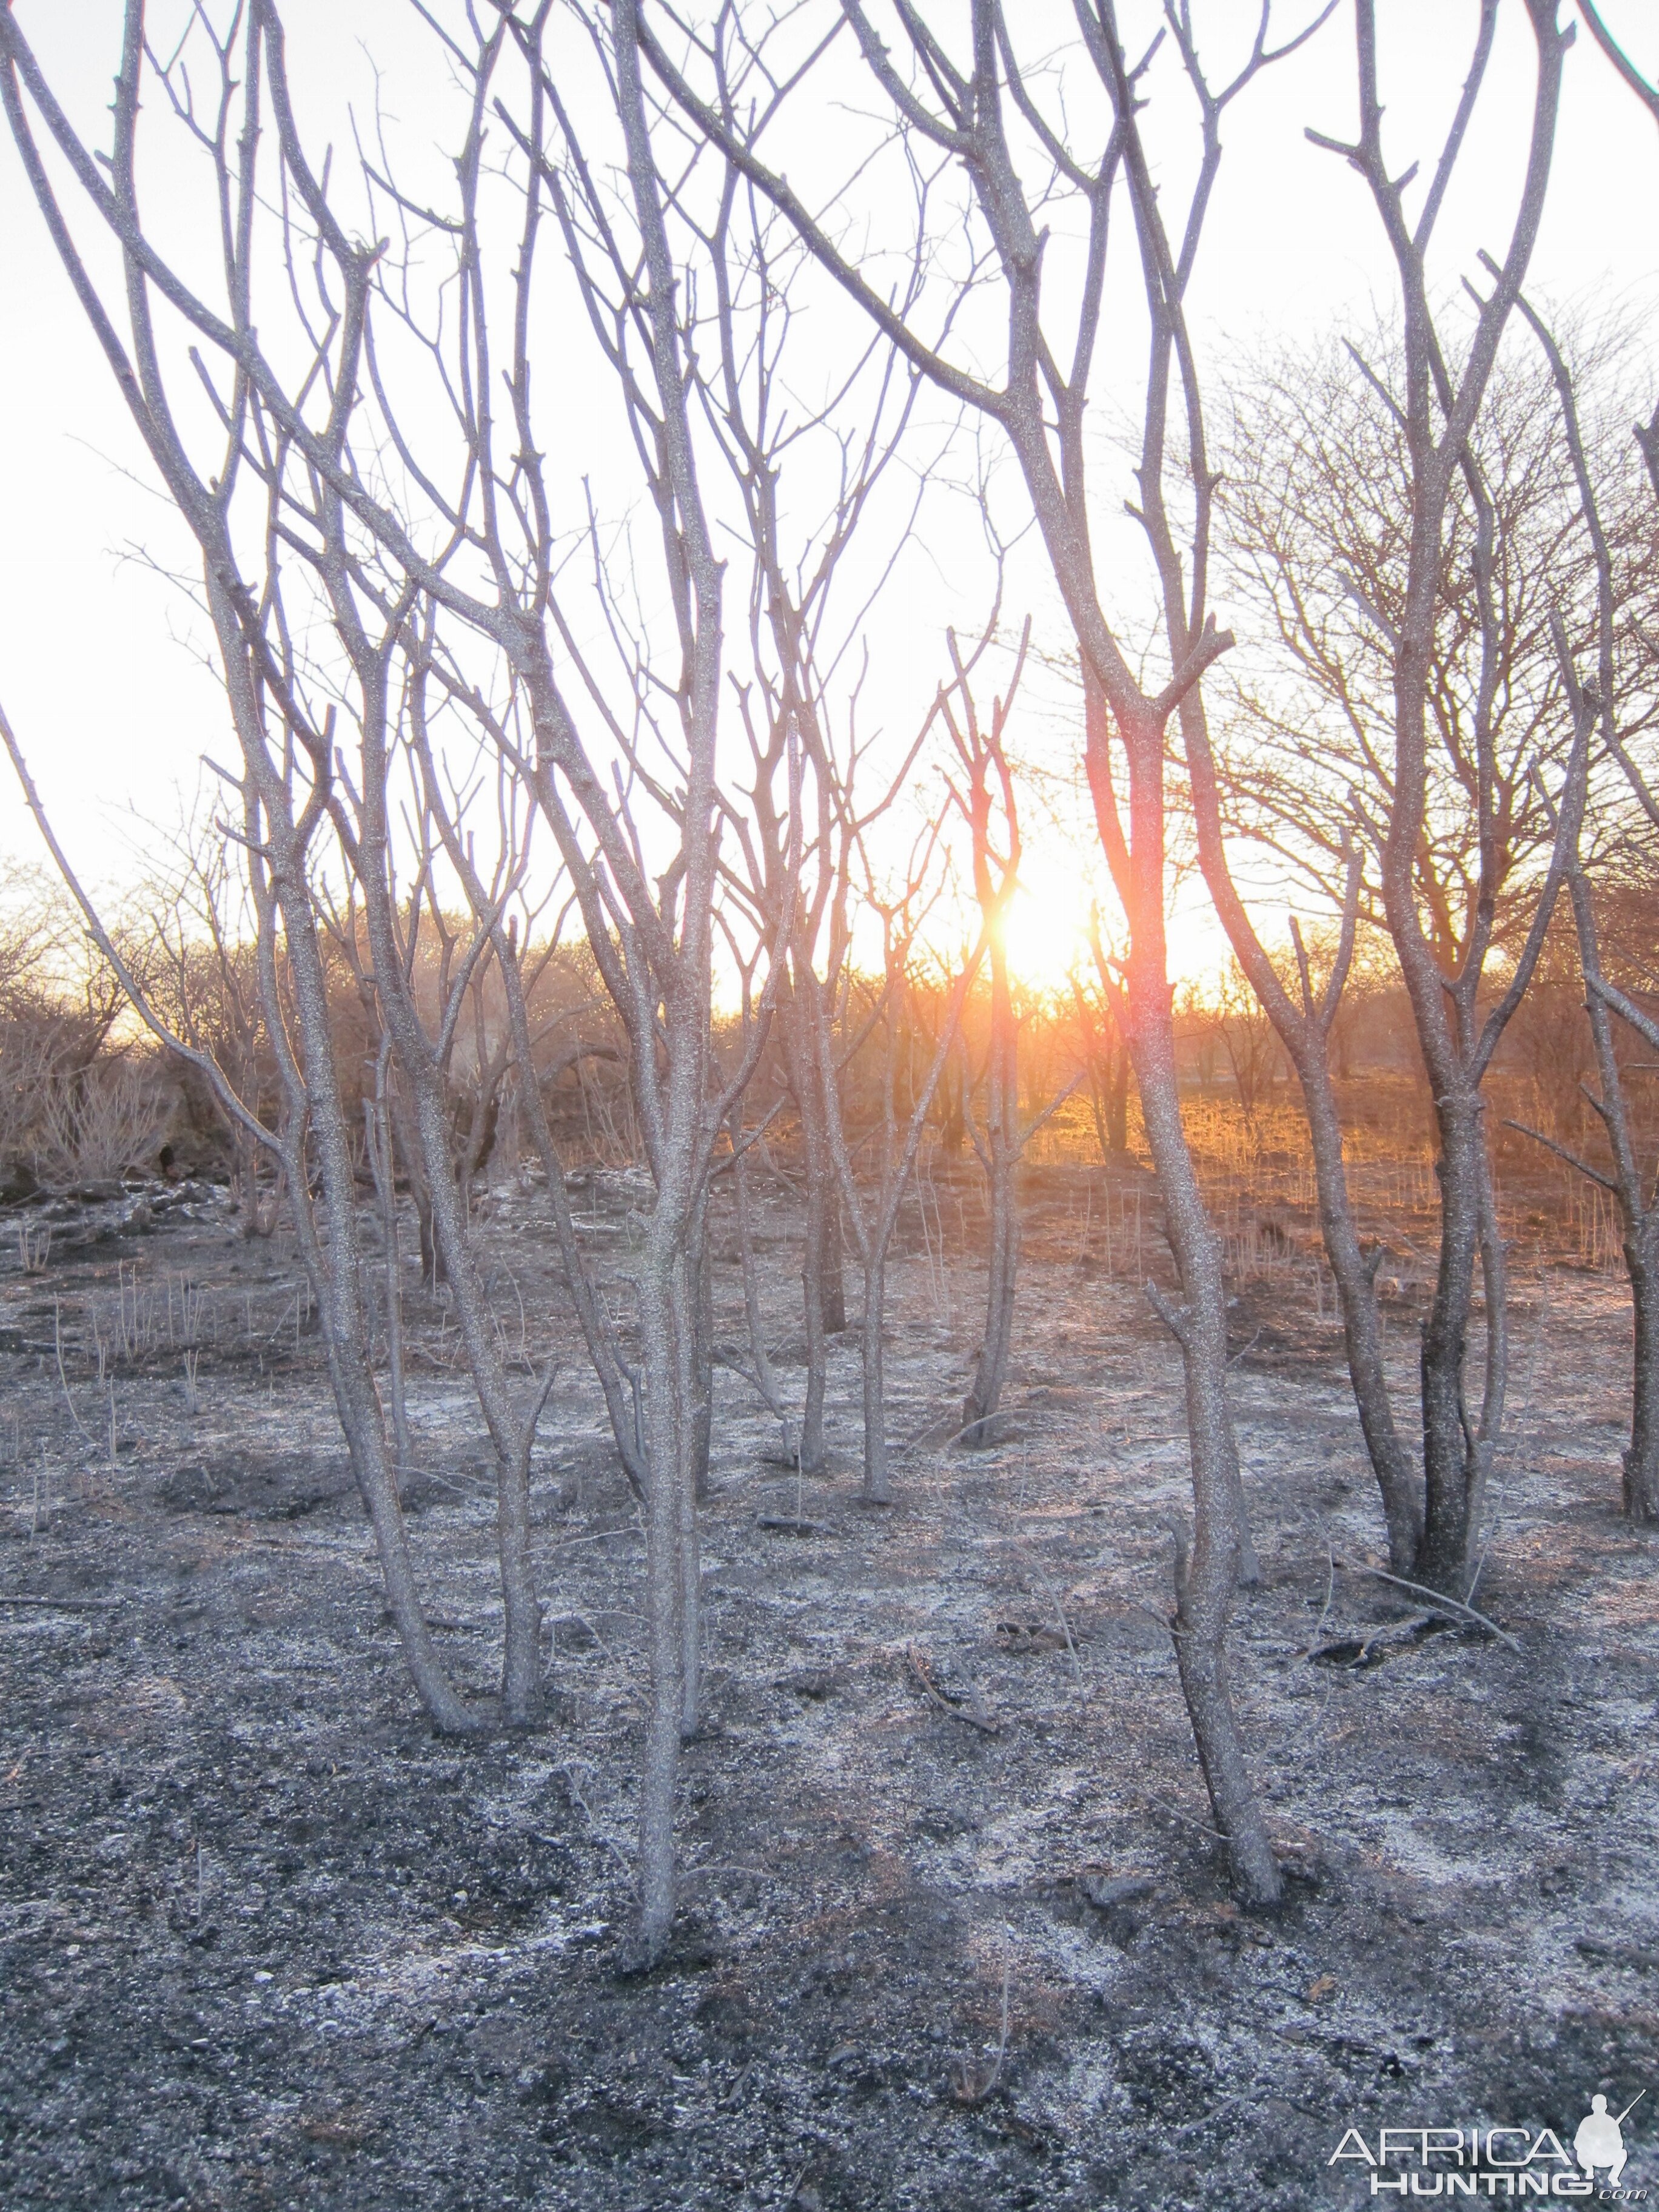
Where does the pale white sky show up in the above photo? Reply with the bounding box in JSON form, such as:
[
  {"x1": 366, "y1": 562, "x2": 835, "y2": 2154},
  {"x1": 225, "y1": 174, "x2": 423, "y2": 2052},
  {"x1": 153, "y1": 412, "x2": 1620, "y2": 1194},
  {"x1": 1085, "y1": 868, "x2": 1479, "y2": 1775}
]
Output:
[{"x1": 0, "y1": 2, "x2": 1654, "y2": 984}]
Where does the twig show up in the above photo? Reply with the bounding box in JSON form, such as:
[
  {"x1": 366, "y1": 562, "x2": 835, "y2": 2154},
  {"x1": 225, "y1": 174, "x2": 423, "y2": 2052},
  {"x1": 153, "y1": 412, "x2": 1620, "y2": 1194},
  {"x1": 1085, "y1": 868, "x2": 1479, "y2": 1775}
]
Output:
[
  {"x1": 892, "y1": 1408, "x2": 1023, "y2": 1463},
  {"x1": 907, "y1": 1644, "x2": 1000, "y2": 1733},
  {"x1": 1330, "y1": 1556, "x2": 1521, "y2": 1651},
  {"x1": 1144, "y1": 1279, "x2": 1190, "y2": 1347},
  {"x1": 1154, "y1": 1801, "x2": 1228, "y2": 1841},
  {"x1": 1119, "y1": 1592, "x2": 1185, "y2": 1641},
  {"x1": 717, "y1": 2058, "x2": 755, "y2": 2108},
  {"x1": 54, "y1": 1299, "x2": 95, "y2": 1445},
  {"x1": 558, "y1": 1761, "x2": 634, "y2": 1871},
  {"x1": 1502, "y1": 1118, "x2": 1617, "y2": 1193},
  {"x1": 392, "y1": 1462, "x2": 491, "y2": 1501},
  {"x1": 545, "y1": 1608, "x2": 620, "y2": 1661},
  {"x1": 1304, "y1": 1544, "x2": 1337, "y2": 1656},
  {"x1": 551, "y1": 1523, "x2": 643, "y2": 1553},
  {"x1": 953, "y1": 1938, "x2": 1013, "y2": 2104},
  {"x1": 1030, "y1": 1565, "x2": 1085, "y2": 1696}
]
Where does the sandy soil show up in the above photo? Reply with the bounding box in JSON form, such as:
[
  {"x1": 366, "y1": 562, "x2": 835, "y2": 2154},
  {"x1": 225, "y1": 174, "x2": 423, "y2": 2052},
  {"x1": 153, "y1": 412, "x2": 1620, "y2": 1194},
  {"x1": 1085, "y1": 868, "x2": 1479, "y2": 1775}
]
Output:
[{"x1": 1, "y1": 1162, "x2": 1654, "y2": 2209}]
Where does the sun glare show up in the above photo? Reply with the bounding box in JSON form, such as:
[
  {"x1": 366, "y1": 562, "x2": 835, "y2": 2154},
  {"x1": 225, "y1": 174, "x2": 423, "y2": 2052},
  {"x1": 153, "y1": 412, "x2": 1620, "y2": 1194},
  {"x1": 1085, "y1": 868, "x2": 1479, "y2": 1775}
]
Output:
[{"x1": 1000, "y1": 870, "x2": 1228, "y2": 997}]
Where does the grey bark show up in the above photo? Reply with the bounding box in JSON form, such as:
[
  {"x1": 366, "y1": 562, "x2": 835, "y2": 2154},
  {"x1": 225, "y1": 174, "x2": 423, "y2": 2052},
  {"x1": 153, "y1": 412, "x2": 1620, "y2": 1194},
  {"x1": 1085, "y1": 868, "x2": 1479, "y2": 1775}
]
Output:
[
  {"x1": 404, "y1": 711, "x2": 651, "y2": 1501},
  {"x1": 643, "y1": 0, "x2": 1289, "y2": 1897},
  {"x1": 1128, "y1": 918, "x2": 1276, "y2": 1902},
  {"x1": 816, "y1": 941, "x2": 987, "y2": 1504},
  {"x1": 365, "y1": 1043, "x2": 411, "y2": 1485},
  {"x1": 817, "y1": 1194, "x2": 848, "y2": 1336},
  {"x1": 962, "y1": 1034, "x2": 1019, "y2": 1450},
  {"x1": 0, "y1": 10, "x2": 480, "y2": 1733},
  {"x1": 780, "y1": 995, "x2": 833, "y2": 1472},
  {"x1": 1304, "y1": 0, "x2": 1568, "y2": 1592},
  {"x1": 728, "y1": 1109, "x2": 798, "y2": 1469},
  {"x1": 688, "y1": 1186, "x2": 715, "y2": 1505},
  {"x1": 1509, "y1": 286, "x2": 1659, "y2": 1525},
  {"x1": 323, "y1": 589, "x2": 546, "y2": 1727}
]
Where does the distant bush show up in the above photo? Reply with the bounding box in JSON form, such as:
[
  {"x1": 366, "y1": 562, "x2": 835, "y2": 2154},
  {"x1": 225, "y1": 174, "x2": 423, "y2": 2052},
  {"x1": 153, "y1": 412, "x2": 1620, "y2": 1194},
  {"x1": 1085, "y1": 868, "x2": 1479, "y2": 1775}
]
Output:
[{"x1": 0, "y1": 866, "x2": 182, "y2": 1195}]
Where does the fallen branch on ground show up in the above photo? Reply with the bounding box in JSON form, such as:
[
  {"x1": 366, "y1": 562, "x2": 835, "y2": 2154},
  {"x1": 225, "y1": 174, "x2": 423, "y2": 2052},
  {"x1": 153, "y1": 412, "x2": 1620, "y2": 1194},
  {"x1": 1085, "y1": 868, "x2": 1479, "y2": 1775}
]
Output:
[
  {"x1": 1306, "y1": 1610, "x2": 1448, "y2": 1669},
  {"x1": 1330, "y1": 1557, "x2": 1522, "y2": 1652},
  {"x1": 907, "y1": 1645, "x2": 1000, "y2": 1733}
]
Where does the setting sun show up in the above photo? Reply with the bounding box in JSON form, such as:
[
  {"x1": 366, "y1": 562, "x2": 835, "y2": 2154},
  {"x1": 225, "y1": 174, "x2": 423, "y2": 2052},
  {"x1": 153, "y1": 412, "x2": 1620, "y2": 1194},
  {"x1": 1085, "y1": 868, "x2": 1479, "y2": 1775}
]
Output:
[
  {"x1": 999, "y1": 860, "x2": 1230, "y2": 995},
  {"x1": 0, "y1": 2, "x2": 1649, "y2": 2182}
]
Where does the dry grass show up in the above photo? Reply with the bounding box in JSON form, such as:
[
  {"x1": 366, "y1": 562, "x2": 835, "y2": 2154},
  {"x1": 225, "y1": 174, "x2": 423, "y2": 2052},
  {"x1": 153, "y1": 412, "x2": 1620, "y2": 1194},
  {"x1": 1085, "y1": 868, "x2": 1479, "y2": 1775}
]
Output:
[{"x1": 1021, "y1": 1074, "x2": 1634, "y2": 1284}]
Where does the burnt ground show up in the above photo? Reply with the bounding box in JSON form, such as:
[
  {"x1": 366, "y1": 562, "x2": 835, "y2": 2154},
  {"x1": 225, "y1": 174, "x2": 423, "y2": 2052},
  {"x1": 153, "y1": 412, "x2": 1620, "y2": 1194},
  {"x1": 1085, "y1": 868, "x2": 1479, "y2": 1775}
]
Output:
[{"x1": 1, "y1": 1159, "x2": 1655, "y2": 2210}]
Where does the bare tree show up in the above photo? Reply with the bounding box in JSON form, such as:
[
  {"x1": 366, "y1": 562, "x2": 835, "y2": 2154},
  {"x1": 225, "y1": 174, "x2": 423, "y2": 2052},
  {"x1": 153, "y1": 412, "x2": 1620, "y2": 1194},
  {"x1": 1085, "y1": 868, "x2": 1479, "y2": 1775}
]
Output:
[
  {"x1": 685, "y1": 82, "x2": 939, "y2": 1479},
  {"x1": 369, "y1": 1, "x2": 825, "y2": 1958},
  {"x1": 141, "y1": 813, "x2": 281, "y2": 1234},
  {"x1": 3, "y1": 697, "x2": 474, "y2": 1736},
  {"x1": 648, "y1": 0, "x2": 1343, "y2": 1902},
  {"x1": 398, "y1": 672, "x2": 650, "y2": 1502},
  {"x1": 1206, "y1": 961, "x2": 1287, "y2": 1151},
  {"x1": 0, "y1": 2, "x2": 515, "y2": 1731},
  {"x1": 1071, "y1": 914, "x2": 1136, "y2": 1163},
  {"x1": 1216, "y1": 322, "x2": 1636, "y2": 1568},
  {"x1": 323, "y1": 673, "x2": 557, "y2": 1729},
  {"x1": 819, "y1": 849, "x2": 987, "y2": 1504},
  {"x1": 1506, "y1": 290, "x2": 1659, "y2": 1521},
  {"x1": 1576, "y1": 2, "x2": 1659, "y2": 494},
  {"x1": 0, "y1": 868, "x2": 150, "y2": 1198},
  {"x1": 1209, "y1": 0, "x2": 1584, "y2": 1595},
  {"x1": 940, "y1": 622, "x2": 1064, "y2": 1446},
  {"x1": 0, "y1": 0, "x2": 796, "y2": 1955}
]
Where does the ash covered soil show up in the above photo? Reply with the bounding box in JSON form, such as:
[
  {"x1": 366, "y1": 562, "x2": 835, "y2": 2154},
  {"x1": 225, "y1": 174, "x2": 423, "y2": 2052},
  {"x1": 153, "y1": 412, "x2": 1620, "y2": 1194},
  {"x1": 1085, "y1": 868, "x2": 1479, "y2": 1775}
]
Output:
[{"x1": 1, "y1": 1163, "x2": 1655, "y2": 2210}]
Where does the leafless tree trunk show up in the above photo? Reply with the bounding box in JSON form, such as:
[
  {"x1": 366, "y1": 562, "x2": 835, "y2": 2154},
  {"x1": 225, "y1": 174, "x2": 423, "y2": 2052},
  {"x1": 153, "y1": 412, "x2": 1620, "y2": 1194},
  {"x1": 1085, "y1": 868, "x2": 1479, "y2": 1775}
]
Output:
[
  {"x1": 1307, "y1": 0, "x2": 1575, "y2": 1592},
  {"x1": 820, "y1": 887, "x2": 987, "y2": 1504},
  {"x1": 724, "y1": 1098, "x2": 798, "y2": 1467},
  {"x1": 4, "y1": 694, "x2": 474, "y2": 1734},
  {"x1": 648, "y1": 0, "x2": 1312, "y2": 1900},
  {"x1": 789, "y1": 1006, "x2": 837, "y2": 1471},
  {"x1": 0, "y1": 7, "x2": 485, "y2": 1732},
  {"x1": 1507, "y1": 292, "x2": 1659, "y2": 1522},
  {"x1": 943, "y1": 625, "x2": 1030, "y2": 1447},
  {"x1": 364, "y1": 1037, "x2": 412, "y2": 1486},
  {"x1": 692, "y1": 100, "x2": 930, "y2": 1479},
  {"x1": 468, "y1": 3, "x2": 791, "y2": 1959},
  {"x1": 1072, "y1": 955, "x2": 1131, "y2": 1162}
]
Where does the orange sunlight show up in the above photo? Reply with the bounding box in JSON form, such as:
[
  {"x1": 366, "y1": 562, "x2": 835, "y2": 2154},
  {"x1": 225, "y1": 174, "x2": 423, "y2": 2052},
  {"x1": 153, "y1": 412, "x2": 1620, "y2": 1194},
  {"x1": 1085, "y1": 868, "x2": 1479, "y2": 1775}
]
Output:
[{"x1": 1000, "y1": 869, "x2": 1229, "y2": 998}]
